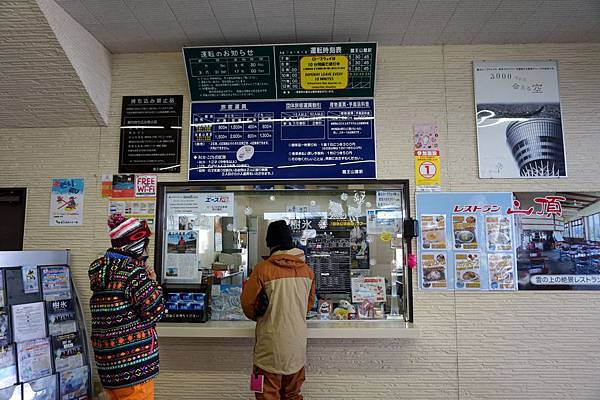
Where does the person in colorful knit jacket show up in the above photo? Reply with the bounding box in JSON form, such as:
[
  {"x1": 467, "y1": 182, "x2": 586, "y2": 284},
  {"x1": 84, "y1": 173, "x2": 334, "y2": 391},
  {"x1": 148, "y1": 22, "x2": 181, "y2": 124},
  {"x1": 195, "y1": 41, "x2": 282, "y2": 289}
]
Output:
[{"x1": 89, "y1": 214, "x2": 165, "y2": 400}]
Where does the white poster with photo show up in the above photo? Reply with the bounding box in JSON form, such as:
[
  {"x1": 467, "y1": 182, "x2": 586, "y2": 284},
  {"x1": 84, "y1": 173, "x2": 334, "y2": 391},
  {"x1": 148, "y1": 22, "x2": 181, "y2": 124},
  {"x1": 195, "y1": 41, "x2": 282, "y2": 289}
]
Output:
[
  {"x1": 474, "y1": 60, "x2": 566, "y2": 178},
  {"x1": 351, "y1": 277, "x2": 386, "y2": 303},
  {"x1": 164, "y1": 230, "x2": 200, "y2": 283},
  {"x1": 366, "y1": 209, "x2": 402, "y2": 235},
  {"x1": 11, "y1": 302, "x2": 46, "y2": 342}
]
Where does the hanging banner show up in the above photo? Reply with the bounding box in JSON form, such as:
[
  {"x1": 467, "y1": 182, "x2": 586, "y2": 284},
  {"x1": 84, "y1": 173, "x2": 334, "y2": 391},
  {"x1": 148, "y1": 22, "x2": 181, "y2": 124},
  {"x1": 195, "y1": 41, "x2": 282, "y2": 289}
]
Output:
[
  {"x1": 473, "y1": 60, "x2": 566, "y2": 178},
  {"x1": 416, "y1": 192, "x2": 517, "y2": 291},
  {"x1": 188, "y1": 99, "x2": 375, "y2": 181},
  {"x1": 119, "y1": 95, "x2": 183, "y2": 173},
  {"x1": 50, "y1": 178, "x2": 84, "y2": 226},
  {"x1": 512, "y1": 192, "x2": 600, "y2": 291},
  {"x1": 183, "y1": 43, "x2": 376, "y2": 101}
]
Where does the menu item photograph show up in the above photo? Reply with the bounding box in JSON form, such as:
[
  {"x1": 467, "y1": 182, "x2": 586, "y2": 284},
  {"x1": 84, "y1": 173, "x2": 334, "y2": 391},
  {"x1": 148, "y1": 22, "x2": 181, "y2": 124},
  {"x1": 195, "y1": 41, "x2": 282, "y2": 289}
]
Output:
[
  {"x1": 486, "y1": 215, "x2": 513, "y2": 251},
  {"x1": 421, "y1": 253, "x2": 448, "y2": 289},
  {"x1": 452, "y1": 215, "x2": 478, "y2": 250},
  {"x1": 420, "y1": 214, "x2": 447, "y2": 250},
  {"x1": 16, "y1": 338, "x2": 52, "y2": 383},
  {"x1": 455, "y1": 253, "x2": 482, "y2": 289},
  {"x1": 488, "y1": 253, "x2": 516, "y2": 290}
]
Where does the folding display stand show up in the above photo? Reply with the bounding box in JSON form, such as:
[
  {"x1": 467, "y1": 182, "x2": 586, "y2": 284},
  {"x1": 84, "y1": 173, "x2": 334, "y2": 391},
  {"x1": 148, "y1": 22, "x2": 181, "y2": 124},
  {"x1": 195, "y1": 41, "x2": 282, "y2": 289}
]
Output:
[{"x1": 0, "y1": 250, "x2": 92, "y2": 400}]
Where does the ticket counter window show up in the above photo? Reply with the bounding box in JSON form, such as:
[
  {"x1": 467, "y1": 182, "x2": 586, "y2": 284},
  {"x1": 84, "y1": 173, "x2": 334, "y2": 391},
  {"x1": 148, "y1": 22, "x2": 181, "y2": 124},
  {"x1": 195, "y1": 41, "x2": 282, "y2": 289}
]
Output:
[{"x1": 155, "y1": 183, "x2": 410, "y2": 322}]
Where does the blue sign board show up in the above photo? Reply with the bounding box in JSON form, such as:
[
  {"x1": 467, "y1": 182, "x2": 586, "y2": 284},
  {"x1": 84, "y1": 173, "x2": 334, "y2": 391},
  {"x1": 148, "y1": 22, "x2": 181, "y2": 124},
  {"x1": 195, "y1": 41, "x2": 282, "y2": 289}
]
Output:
[{"x1": 189, "y1": 100, "x2": 376, "y2": 181}]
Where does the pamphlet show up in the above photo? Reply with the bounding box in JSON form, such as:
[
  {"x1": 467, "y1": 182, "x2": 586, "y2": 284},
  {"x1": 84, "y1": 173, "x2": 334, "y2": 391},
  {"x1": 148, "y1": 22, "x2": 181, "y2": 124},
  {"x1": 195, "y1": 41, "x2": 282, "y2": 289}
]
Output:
[
  {"x1": 0, "y1": 310, "x2": 9, "y2": 347},
  {"x1": 452, "y1": 215, "x2": 478, "y2": 250},
  {"x1": 21, "y1": 266, "x2": 39, "y2": 294},
  {"x1": 366, "y1": 209, "x2": 402, "y2": 236},
  {"x1": 59, "y1": 365, "x2": 88, "y2": 400},
  {"x1": 11, "y1": 302, "x2": 46, "y2": 342},
  {"x1": 0, "y1": 385, "x2": 20, "y2": 400},
  {"x1": 41, "y1": 266, "x2": 71, "y2": 301},
  {"x1": 50, "y1": 178, "x2": 85, "y2": 226},
  {"x1": 17, "y1": 338, "x2": 52, "y2": 383},
  {"x1": 0, "y1": 345, "x2": 17, "y2": 389},
  {"x1": 164, "y1": 231, "x2": 200, "y2": 282},
  {"x1": 488, "y1": 253, "x2": 516, "y2": 290},
  {"x1": 454, "y1": 253, "x2": 481, "y2": 290},
  {"x1": 420, "y1": 214, "x2": 447, "y2": 250},
  {"x1": 22, "y1": 374, "x2": 58, "y2": 400},
  {"x1": 485, "y1": 215, "x2": 513, "y2": 251},
  {"x1": 421, "y1": 253, "x2": 448, "y2": 289},
  {"x1": 52, "y1": 332, "x2": 83, "y2": 373},
  {"x1": 351, "y1": 277, "x2": 386, "y2": 303},
  {"x1": 46, "y1": 299, "x2": 77, "y2": 336}
]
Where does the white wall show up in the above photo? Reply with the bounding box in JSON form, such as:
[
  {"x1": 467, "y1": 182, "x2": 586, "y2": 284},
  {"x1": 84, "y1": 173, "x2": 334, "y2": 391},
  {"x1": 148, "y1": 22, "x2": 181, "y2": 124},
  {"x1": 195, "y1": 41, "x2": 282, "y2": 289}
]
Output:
[{"x1": 1, "y1": 43, "x2": 599, "y2": 399}]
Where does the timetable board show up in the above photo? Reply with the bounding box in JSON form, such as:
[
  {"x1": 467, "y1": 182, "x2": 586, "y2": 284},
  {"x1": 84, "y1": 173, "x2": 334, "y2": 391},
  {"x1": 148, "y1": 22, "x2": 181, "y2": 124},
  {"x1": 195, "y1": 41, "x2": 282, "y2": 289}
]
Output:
[{"x1": 183, "y1": 43, "x2": 376, "y2": 101}]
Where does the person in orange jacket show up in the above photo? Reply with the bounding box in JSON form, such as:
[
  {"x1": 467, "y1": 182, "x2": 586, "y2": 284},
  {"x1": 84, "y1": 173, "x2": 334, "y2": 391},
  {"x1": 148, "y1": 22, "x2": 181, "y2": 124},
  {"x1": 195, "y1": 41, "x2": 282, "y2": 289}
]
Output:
[{"x1": 241, "y1": 220, "x2": 315, "y2": 400}]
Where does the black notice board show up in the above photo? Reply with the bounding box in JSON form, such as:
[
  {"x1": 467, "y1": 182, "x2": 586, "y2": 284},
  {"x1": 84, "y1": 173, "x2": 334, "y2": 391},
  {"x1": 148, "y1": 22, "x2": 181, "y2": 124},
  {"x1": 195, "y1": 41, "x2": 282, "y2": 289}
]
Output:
[
  {"x1": 183, "y1": 46, "x2": 276, "y2": 101},
  {"x1": 182, "y1": 43, "x2": 377, "y2": 101},
  {"x1": 119, "y1": 95, "x2": 183, "y2": 173}
]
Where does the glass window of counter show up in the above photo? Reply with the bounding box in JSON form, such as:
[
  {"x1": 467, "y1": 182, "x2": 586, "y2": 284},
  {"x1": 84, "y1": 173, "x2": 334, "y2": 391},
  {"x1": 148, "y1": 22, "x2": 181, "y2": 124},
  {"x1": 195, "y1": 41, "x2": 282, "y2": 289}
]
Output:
[{"x1": 154, "y1": 182, "x2": 412, "y2": 323}]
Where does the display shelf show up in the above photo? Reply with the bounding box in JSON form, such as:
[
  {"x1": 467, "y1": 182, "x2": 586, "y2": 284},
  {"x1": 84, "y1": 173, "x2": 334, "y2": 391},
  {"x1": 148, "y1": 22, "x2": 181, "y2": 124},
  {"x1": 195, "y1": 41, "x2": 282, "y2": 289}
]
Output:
[{"x1": 157, "y1": 320, "x2": 419, "y2": 339}]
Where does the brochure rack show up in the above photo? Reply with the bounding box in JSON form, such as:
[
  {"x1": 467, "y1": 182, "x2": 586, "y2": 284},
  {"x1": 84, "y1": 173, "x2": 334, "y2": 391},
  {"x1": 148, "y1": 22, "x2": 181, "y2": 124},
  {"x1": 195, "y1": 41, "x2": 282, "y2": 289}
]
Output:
[{"x1": 0, "y1": 250, "x2": 91, "y2": 400}]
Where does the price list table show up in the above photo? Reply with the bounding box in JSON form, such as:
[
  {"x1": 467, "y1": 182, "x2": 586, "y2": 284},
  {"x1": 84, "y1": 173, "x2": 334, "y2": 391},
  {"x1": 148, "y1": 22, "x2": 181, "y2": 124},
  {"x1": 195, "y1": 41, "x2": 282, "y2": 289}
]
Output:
[{"x1": 191, "y1": 112, "x2": 275, "y2": 154}]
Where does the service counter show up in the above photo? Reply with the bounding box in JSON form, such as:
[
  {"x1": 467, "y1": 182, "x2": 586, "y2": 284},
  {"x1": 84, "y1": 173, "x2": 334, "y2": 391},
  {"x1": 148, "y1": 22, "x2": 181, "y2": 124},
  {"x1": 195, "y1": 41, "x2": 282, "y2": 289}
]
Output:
[{"x1": 157, "y1": 320, "x2": 419, "y2": 339}]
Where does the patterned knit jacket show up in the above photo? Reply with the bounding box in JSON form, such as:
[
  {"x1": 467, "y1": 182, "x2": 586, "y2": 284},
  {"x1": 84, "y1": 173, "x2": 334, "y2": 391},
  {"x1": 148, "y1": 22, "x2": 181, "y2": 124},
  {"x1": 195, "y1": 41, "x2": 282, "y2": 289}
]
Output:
[{"x1": 89, "y1": 249, "x2": 165, "y2": 388}]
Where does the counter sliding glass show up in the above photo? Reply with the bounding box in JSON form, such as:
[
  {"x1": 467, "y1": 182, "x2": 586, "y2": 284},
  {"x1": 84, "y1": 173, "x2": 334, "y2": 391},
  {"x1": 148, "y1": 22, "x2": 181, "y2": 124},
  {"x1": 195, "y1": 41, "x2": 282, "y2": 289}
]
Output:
[{"x1": 154, "y1": 181, "x2": 417, "y2": 338}]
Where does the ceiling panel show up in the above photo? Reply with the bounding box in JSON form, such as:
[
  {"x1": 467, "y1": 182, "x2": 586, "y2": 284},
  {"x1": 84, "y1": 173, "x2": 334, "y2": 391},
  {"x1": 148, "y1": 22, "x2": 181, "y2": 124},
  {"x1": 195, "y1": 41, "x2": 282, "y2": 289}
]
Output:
[
  {"x1": 53, "y1": 0, "x2": 600, "y2": 53},
  {"x1": 332, "y1": 0, "x2": 376, "y2": 42},
  {"x1": 252, "y1": 0, "x2": 295, "y2": 43},
  {"x1": 294, "y1": 0, "x2": 335, "y2": 43},
  {"x1": 210, "y1": 0, "x2": 260, "y2": 43}
]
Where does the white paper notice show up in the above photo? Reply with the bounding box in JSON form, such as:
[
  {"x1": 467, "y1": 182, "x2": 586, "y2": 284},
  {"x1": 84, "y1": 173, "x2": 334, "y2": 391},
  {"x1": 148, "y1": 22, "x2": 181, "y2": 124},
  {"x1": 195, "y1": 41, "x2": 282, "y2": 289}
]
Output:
[{"x1": 11, "y1": 302, "x2": 47, "y2": 342}]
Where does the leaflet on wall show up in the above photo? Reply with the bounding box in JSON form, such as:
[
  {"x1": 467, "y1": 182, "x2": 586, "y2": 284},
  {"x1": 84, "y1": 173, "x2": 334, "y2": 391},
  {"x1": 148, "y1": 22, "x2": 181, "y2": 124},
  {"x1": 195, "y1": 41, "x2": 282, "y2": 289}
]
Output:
[
  {"x1": 375, "y1": 191, "x2": 403, "y2": 209},
  {"x1": 101, "y1": 174, "x2": 113, "y2": 198},
  {"x1": 108, "y1": 198, "x2": 156, "y2": 227},
  {"x1": 59, "y1": 365, "x2": 88, "y2": 400},
  {"x1": 421, "y1": 253, "x2": 448, "y2": 289},
  {"x1": 52, "y1": 332, "x2": 83, "y2": 373},
  {"x1": 21, "y1": 266, "x2": 39, "y2": 294},
  {"x1": 473, "y1": 60, "x2": 566, "y2": 178},
  {"x1": 416, "y1": 192, "x2": 517, "y2": 291},
  {"x1": 188, "y1": 100, "x2": 375, "y2": 181},
  {"x1": 111, "y1": 174, "x2": 135, "y2": 198},
  {"x1": 485, "y1": 215, "x2": 513, "y2": 251},
  {"x1": 351, "y1": 277, "x2": 386, "y2": 303},
  {"x1": 16, "y1": 338, "x2": 52, "y2": 383},
  {"x1": 0, "y1": 346, "x2": 17, "y2": 389},
  {"x1": 22, "y1": 374, "x2": 58, "y2": 400},
  {"x1": 488, "y1": 253, "x2": 516, "y2": 290},
  {"x1": 452, "y1": 215, "x2": 478, "y2": 250},
  {"x1": 50, "y1": 178, "x2": 84, "y2": 226},
  {"x1": 135, "y1": 175, "x2": 157, "y2": 197},
  {"x1": 41, "y1": 266, "x2": 71, "y2": 301},
  {"x1": 0, "y1": 385, "x2": 20, "y2": 400},
  {"x1": 46, "y1": 299, "x2": 77, "y2": 336},
  {"x1": 0, "y1": 310, "x2": 10, "y2": 347},
  {"x1": 455, "y1": 253, "x2": 481, "y2": 290},
  {"x1": 420, "y1": 214, "x2": 447, "y2": 250},
  {"x1": 11, "y1": 302, "x2": 46, "y2": 342}
]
